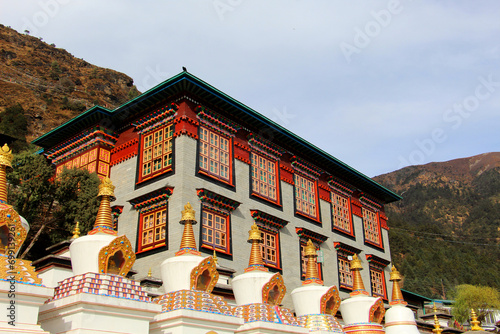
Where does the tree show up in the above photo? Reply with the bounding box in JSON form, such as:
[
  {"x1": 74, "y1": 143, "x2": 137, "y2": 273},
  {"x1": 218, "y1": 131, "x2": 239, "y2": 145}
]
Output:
[
  {"x1": 0, "y1": 104, "x2": 28, "y2": 152},
  {"x1": 7, "y1": 152, "x2": 100, "y2": 259},
  {"x1": 451, "y1": 284, "x2": 500, "y2": 324}
]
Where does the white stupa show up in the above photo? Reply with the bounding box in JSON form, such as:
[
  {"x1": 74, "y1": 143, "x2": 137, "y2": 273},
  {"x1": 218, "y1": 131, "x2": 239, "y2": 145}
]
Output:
[
  {"x1": 338, "y1": 254, "x2": 386, "y2": 334},
  {"x1": 384, "y1": 266, "x2": 420, "y2": 334},
  {"x1": 291, "y1": 239, "x2": 344, "y2": 333}
]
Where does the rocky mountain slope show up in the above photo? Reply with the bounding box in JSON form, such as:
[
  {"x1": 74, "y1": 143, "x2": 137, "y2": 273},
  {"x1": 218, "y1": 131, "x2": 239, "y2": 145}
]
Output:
[
  {"x1": 0, "y1": 24, "x2": 139, "y2": 143},
  {"x1": 374, "y1": 152, "x2": 500, "y2": 298}
]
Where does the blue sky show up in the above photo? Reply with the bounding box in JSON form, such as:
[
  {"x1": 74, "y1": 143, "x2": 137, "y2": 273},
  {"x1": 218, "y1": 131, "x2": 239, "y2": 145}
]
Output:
[{"x1": 1, "y1": 1, "x2": 499, "y2": 177}]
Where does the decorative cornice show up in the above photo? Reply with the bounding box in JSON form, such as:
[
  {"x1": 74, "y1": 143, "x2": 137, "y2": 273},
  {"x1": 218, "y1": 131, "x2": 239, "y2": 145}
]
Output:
[
  {"x1": 360, "y1": 194, "x2": 383, "y2": 211},
  {"x1": 196, "y1": 188, "x2": 240, "y2": 212},
  {"x1": 250, "y1": 210, "x2": 288, "y2": 230},
  {"x1": 129, "y1": 187, "x2": 174, "y2": 214},
  {"x1": 365, "y1": 254, "x2": 391, "y2": 268},
  {"x1": 328, "y1": 176, "x2": 355, "y2": 197},
  {"x1": 295, "y1": 227, "x2": 328, "y2": 244},
  {"x1": 47, "y1": 126, "x2": 118, "y2": 164},
  {"x1": 291, "y1": 156, "x2": 323, "y2": 179},
  {"x1": 132, "y1": 102, "x2": 178, "y2": 134},
  {"x1": 333, "y1": 242, "x2": 360, "y2": 255},
  {"x1": 196, "y1": 105, "x2": 240, "y2": 136},
  {"x1": 248, "y1": 133, "x2": 286, "y2": 160},
  {"x1": 110, "y1": 138, "x2": 138, "y2": 166}
]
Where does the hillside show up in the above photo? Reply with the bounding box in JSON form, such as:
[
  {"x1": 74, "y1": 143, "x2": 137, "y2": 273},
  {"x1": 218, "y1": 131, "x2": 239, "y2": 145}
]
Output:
[
  {"x1": 0, "y1": 24, "x2": 139, "y2": 145},
  {"x1": 374, "y1": 152, "x2": 500, "y2": 298}
]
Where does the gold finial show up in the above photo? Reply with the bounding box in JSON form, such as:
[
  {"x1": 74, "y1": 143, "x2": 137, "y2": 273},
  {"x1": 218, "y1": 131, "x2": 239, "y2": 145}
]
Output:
[
  {"x1": 89, "y1": 177, "x2": 117, "y2": 235},
  {"x1": 97, "y1": 177, "x2": 116, "y2": 199},
  {"x1": 0, "y1": 144, "x2": 13, "y2": 203},
  {"x1": 433, "y1": 302, "x2": 438, "y2": 314},
  {"x1": 71, "y1": 221, "x2": 80, "y2": 239},
  {"x1": 389, "y1": 265, "x2": 407, "y2": 306},
  {"x1": 349, "y1": 254, "x2": 367, "y2": 295},
  {"x1": 181, "y1": 202, "x2": 196, "y2": 221},
  {"x1": 213, "y1": 250, "x2": 218, "y2": 265},
  {"x1": 303, "y1": 239, "x2": 322, "y2": 285},
  {"x1": 432, "y1": 314, "x2": 443, "y2": 334},
  {"x1": 470, "y1": 309, "x2": 484, "y2": 331},
  {"x1": 147, "y1": 268, "x2": 152, "y2": 278},
  {"x1": 176, "y1": 202, "x2": 200, "y2": 255},
  {"x1": 0, "y1": 144, "x2": 13, "y2": 168},
  {"x1": 246, "y1": 222, "x2": 267, "y2": 271}
]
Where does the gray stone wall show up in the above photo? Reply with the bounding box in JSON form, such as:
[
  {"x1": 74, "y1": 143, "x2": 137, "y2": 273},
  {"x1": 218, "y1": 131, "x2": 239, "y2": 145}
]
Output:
[{"x1": 109, "y1": 131, "x2": 394, "y2": 307}]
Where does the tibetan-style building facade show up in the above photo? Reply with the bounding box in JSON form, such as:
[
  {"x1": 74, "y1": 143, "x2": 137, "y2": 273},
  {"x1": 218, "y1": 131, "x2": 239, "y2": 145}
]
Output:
[{"x1": 32, "y1": 71, "x2": 401, "y2": 307}]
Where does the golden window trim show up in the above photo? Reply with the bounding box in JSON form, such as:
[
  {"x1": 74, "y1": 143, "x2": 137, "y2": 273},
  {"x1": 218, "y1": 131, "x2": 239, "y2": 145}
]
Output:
[
  {"x1": 98, "y1": 235, "x2": 136, "y2": 277},
  {"x1": 190, "y1": 255, "x2": 219, "y2": 293},
  {"x1": 261, "y1": 272, "x2": 286, "y2": 305},
  {"x1": 320, "y1": 286, "x2": 341, "y2": 316},
  {"x1": 369, "y1": 297, "x2": 386, "y2": 324}
]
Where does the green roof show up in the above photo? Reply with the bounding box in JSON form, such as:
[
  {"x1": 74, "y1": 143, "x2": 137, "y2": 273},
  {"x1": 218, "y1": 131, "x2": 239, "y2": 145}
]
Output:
[{"x1": 32, "y1": 71, "x2": 401, "y2": 204}]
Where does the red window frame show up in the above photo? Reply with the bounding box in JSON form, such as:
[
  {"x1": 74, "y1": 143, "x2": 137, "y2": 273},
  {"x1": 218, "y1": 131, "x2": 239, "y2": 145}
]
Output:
[
  {"x1": 294, "y1": 174, "x2": 319, "y2": 220},
  {"x1": 201, "y1": 209, "x2": 230, "y2": 253},
  {"x1": 137, "y1": 208, "x2": 167, "y2": 253},
  {"x1": 251, "y1": 153, "x2": 279, "y2": 204},
  {"x1": 259, "y1": 229, "x2": 280, "y2": 269},
  {"x1": 363, "y1": 208, "x2": 382, "y2": 247},
  {"x1": 300, "y1": 241, "x2": 322, "y2": 280},
  {"x1": 370, "y1": 266, "x2": 387, "y2": 299},
  {"x1": 332, "y1": 192, "x2": 353, "y2": 235},
  {"x1": 338, "y1": 255, "x2": 353, "y2": 290},
  {"x1": 55, "y1": 147, "x2": 111, "y2": 178},
  {"x1": 138, "y1": 123, "x2": 174, "y2": 183},
  {"x1": 199, "y1": 126, "x2": 231, "y2": 183}
]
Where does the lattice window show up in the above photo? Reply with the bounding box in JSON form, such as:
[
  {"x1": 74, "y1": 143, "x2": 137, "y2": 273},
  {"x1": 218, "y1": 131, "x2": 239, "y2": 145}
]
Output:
[
  {"x1": 260, "y1": 229, "x2": 279, "y2": 268},
  {"x1": 295, "y1": 174, "x2": 318, "y2": 219},
  {"x1": 201, "y1": 209, "x2": 229, "y2": 252},
  {"x1": 55, "y1": 147, "x2": 111, "y2": 178},
  {"x1": 138, "y1": 208, "x2": 167, "y2": 252},
  {"x1": 199, "y1": 127, "x2": 231, "y2": 182},
  {"x1": 251, "y1": 153, "x2": 278, "y2": 202},
  {"x1": 370, "y1": 267, "x2": 387, "y2": 298},
  {"x1": 363, "y1": 208, "x2": 381, "y2": 246},
  {"x1": 338, "y1": 256, "x2": 353, "y2": 289},
  {"x1": 140, "y1": 123, "x2": 173, "y2": 181},
  {"x1": 332, "y1": 192, "x2": 352, "y2": 233}
]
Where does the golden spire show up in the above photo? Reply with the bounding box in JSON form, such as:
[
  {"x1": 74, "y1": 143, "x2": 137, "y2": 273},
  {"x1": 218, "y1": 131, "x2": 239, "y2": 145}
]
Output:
[
  {"x1": 303, "y1": 239, "x2": 322, "y2": 285},
  {"x1": 89, "y1": 177, "x2": 117, "y2": 235},
  {"x1": 176, "y1": 203, "x2": 201, "y2": 256},
  {"x1": 213, "y1": 249, "x2": 218, "y2": 265},
  {"x1": 432, "y1": 314, "x2": 443, "y2": 334},
  {"x1": 350, "y1": 254, "x2": 368, "y2": 296},
  {"x1": 0, "y1": 144, "x2": 13, "y2": 203},
  {"x1": 147, "y1": 268, "x2": 152, "y2": 278},
  {"x1": 245, "y1": 222, "x2": 267, "y2": 272},
  {"x1": 433, "y1": 302, "x2": 438, "y2": 314},
  {"x1": 71, "y1": 221, "x2": 81, "y2": 239},
  {"x1": 470, "y1": 309, "x2": 484, "y2": 331},
  {"x1": 389, "y1": 265, "x2": 407, "y2": 306}
]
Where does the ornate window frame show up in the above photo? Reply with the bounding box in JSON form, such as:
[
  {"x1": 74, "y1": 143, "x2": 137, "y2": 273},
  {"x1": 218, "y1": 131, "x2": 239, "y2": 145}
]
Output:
[
  {"x1": 196, "y1": 106, "x2": 239, "y2": 186},
  {"x1": 361, "y1": 195, "x2": 384, "y2": 249},
  {"x1": 291, "y1": 157, "x2": 323, "y2": 222},
  {"x1": 250, "y1": 210, "x2": 288, "y2": 270},
  {"x1": 134, "y1": 103, "x2": 177, "y2": 184},
  {"x1": 129, "y1": 187, "x2": 173, "y2": 254},
  {"x1": 366, "y1": 254, "x2": 390, "y2": 300},
  {"x1": 197, "y1": 188, "x2": 240, "y2": 256},
  {"x1": 329, "y1": 177, "x2": 355, "y2": 237},
  {"x1": 333, "y1": 242, "x2": 360, "y2": 291}
]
